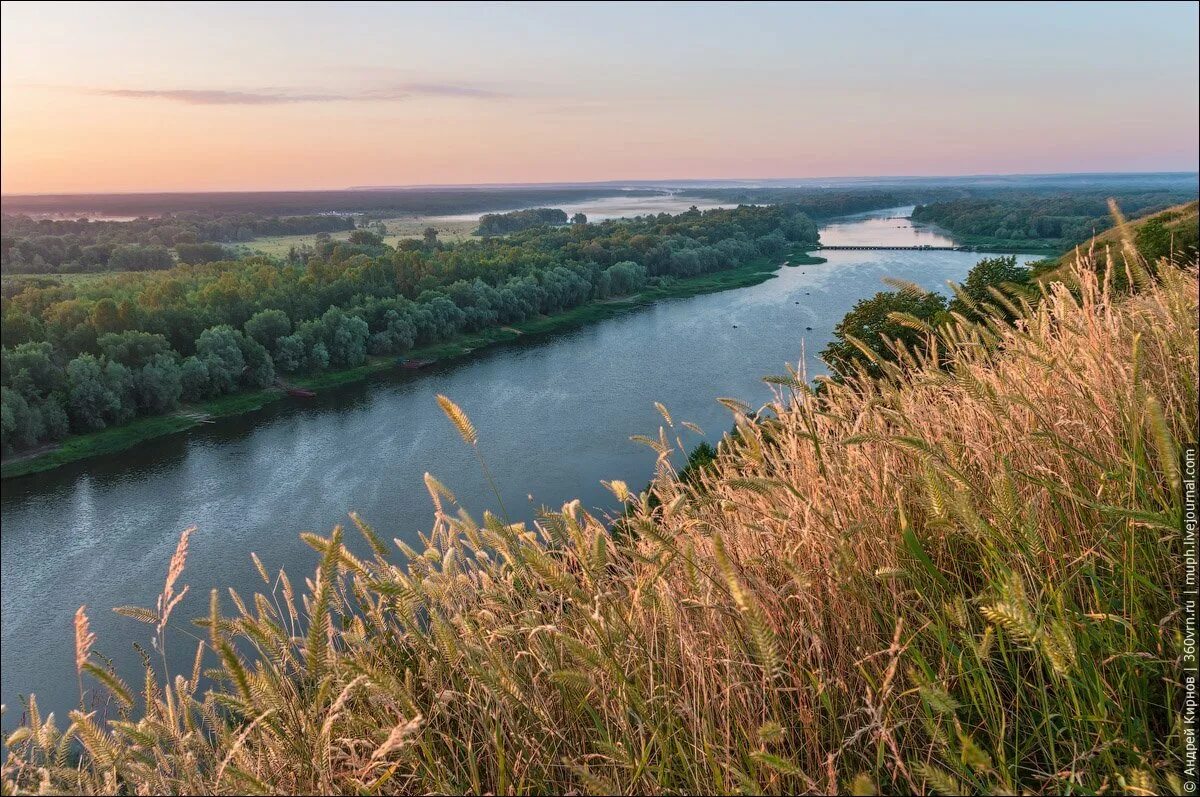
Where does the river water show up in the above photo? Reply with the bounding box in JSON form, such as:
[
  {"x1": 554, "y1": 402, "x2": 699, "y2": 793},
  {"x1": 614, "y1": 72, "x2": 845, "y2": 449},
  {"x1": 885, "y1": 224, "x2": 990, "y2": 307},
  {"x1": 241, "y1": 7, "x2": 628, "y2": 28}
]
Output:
[{"x1": 0, "y1": 208, "x2": 1040, "y2": 722}]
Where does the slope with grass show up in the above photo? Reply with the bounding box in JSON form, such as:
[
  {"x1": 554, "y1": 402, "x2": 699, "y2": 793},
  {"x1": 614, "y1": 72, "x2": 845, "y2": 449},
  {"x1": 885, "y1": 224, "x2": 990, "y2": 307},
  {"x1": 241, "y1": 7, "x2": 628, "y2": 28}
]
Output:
[
  {"x1": 2, "y1": 245, "x2": 1196, "y2": 794},
  {"x1": 1032, "y1": 200, "x2": 1198, "y2": 282}
]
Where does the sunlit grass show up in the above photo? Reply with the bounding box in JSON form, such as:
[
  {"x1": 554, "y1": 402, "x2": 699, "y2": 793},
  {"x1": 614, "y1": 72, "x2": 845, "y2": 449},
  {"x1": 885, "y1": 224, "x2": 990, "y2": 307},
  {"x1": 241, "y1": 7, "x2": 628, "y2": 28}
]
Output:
[{"x1": 3, "y1": 238, "x2": 1195, "y2": 794}]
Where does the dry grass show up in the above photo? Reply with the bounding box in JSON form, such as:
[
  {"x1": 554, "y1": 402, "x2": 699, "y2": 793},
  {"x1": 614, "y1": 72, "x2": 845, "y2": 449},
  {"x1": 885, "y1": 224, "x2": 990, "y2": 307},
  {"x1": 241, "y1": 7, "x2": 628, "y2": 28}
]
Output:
[{"x1": 2, "y1": 241, "x2": 1196, "y2": 794}]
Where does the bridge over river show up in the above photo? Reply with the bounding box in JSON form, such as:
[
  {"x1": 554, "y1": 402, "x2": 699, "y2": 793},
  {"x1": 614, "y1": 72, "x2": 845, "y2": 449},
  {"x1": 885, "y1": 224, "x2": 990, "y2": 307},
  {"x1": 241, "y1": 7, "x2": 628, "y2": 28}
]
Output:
[{"x1": 818, "y1": 244, "x2": 974, "y2": 251}]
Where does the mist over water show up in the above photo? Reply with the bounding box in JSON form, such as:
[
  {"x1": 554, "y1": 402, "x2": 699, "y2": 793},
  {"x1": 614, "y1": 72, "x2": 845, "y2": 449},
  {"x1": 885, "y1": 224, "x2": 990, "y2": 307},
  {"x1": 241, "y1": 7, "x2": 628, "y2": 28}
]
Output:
[
  {"x1": 0, "y1": 208, "x2": 1040, "y2": 723},
  {"x1": 427, "y1": 193, "x2": 733, "y2": 223}
]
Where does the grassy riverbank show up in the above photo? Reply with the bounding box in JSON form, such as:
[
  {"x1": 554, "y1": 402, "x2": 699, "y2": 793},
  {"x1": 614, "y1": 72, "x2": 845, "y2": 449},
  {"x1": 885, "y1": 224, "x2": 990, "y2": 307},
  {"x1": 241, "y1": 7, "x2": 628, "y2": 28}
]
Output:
[
  {"x1": 8, "y1": 249, "x2": 1193, "y2": 794},
  {"x1": 1, "y1": 249, "x2": 819, "y2": 480}
]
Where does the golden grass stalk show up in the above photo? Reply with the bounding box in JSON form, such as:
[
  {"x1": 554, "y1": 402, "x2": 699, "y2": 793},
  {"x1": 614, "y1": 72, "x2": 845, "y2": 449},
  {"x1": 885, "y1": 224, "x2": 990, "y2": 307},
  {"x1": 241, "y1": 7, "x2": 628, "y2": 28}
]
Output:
[
  {"x1": 73, "y1": 606, "x2": 95, "y2": 677},
  {"x1": 436, "y1": 394, "x2": 477, "y2": 445}
]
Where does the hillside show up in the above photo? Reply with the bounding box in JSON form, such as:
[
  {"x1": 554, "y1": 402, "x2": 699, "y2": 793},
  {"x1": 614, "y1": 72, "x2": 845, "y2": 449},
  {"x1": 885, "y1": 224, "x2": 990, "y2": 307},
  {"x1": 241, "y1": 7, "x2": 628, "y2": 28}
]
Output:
[
  {"x1": 1033, "y1": 199, "x2": 1198, "y2": 281},
  {"x1": 3, "y1": 246, "x2": 1196, "y2": 794},
  {"x1": 910, "y1": 191, "x2": 1197, "y2": 253}
]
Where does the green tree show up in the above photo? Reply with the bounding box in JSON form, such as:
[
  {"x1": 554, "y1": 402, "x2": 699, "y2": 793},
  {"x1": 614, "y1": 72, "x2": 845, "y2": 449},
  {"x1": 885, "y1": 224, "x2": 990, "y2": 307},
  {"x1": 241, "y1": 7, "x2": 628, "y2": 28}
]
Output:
[
  {"x1": 194, "y1": 326, "x2": 247, "y2": 395},
  {"x1": 949, "y1": 255, "x2": 1030, "y2": 320},
  {"x1": 180, "y1": 356, "x2": 212, "y2": 400},
  {"x1": 98, "y1": 330, "x2": 173, "y2": 369},
  {"x1": 244, "y1": 309, "x2": 292, "y2": 352},
  {"x1": 133, "y1": 354, "x2": 183, "y2": 413},
  {"x1": 175, "y1": 242, "x2": 231, "y2": 265},
  {"x1": 90, "y1": 298, "x2": 123, "y2": 335},
  {"x1": 66, "y1": 354, "x2": 121, "y2": 431},
  {"x1": 821, "y1": 288, "x2": 947, "y2": 378}
]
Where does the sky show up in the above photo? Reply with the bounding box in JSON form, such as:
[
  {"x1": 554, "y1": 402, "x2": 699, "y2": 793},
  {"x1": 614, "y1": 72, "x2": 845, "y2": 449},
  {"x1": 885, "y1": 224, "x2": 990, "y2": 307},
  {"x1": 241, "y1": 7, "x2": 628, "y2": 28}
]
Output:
[{"x1": 1, "y1": 1, "x2": 1197, "y2": 194}]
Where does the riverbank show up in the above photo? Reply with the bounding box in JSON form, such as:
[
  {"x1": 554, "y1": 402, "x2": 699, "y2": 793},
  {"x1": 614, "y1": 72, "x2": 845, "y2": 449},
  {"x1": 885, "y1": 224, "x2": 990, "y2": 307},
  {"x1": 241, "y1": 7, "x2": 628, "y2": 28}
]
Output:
[{"x1": 1, "y1": 248, "x2": 825, "y2": 480}]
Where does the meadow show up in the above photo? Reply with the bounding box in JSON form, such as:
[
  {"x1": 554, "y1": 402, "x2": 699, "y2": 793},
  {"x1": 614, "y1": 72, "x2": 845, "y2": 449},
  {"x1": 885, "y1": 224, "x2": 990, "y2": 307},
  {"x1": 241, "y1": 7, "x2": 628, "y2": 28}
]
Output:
[{"x1": 239, "y1": 217, "x2": 481, "y2": 258}]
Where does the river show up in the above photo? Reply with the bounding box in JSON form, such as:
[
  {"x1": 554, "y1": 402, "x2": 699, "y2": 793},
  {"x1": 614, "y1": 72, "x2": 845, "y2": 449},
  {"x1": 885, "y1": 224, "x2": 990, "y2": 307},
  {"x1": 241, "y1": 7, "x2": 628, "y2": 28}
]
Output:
[{"x1": 0, "y1": 208, "x2": 1042, "y2": 722}]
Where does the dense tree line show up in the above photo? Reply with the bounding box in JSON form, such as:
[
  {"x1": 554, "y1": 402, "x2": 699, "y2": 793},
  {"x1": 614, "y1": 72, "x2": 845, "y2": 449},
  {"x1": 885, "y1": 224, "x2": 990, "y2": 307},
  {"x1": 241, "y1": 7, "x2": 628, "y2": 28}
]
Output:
[
  {"x1": 910, "y1": 191, "x2": 1192, "y2": 248},
  {"x1": 0, "y1": 187, "x2": 661, "y2": 218},
  {"x1": 688, "y1": 189, "x2": 924, "y2": 219},
  {"x1": 476, "y1": 208, "x2": 568, "y2": 236},
  {"x1": 1, "y1": 204, "x2": 817, "y2": 454},
  {"x1": 0, "y1": 213, "x2": 355, "y2": 274}
]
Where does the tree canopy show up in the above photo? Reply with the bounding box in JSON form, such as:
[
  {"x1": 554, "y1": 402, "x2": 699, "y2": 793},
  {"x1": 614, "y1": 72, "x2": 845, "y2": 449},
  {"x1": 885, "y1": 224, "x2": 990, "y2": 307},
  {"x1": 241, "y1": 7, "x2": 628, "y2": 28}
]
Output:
[{"x1": 1, "y1": 203, "x2": 819, "y2": 454}]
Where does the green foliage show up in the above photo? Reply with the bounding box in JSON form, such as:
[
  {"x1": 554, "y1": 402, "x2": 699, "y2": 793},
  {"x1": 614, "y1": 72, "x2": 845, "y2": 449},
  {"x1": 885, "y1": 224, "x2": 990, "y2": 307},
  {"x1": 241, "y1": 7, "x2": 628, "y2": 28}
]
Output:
[
  {"x1": 948, "y1": 255, "x2": 1030, "y2": 320},
  {"x1": 65, "y1": 354, "x2": 123, "y2": 432},
  {"x1": 175, "y1": 242, "x2": 232, "y2": 265},
  {"x1": 242, "y1": 308, "x2": 292, "y2": 352},
  {"x1": 677, "y1": 440, "x2": 717, "y2": 485},
  {"x1": 1, "y1": 213, "x2": 354, "y2": 274},
  {"x1": 911, "y1": 190, "x2": 1193, "y2": 250},
  {"x1": 1, "y1": 204, "x2": 818, "y2": 456},
  {"x1": 106, "y1": 244, "x2": 175, "y2": 272},
  {"x1": 477, "y1": 207, "x2": 568, "y2": 236},
  {"x1": 1132, "y1": 214, "x2": 1198, "y2": 264},
  {"x1": 821, "y1": 287, "x2": 948, "y2": 378}
]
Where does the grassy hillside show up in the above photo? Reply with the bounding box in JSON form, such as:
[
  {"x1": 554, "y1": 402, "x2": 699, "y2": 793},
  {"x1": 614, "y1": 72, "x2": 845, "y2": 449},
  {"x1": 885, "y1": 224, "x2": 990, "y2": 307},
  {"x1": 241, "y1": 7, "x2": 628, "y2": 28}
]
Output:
[
  {"x1": 911, "y1": 191, "x2": 1196, "y2": 254},
  {"x1": 1032, "y1": 199, "x2": 1198, "y2": 282},
  {"x1": 2, "y1": 245, "x2": 1196, "y2": 793}
]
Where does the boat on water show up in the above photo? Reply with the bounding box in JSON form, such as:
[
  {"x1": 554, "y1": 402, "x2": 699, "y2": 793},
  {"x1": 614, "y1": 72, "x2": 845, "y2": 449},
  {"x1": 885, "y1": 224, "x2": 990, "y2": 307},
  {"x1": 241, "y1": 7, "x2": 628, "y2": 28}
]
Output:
[{"x1": 396, "y1": 358, "x2": 435, "y2": 370}]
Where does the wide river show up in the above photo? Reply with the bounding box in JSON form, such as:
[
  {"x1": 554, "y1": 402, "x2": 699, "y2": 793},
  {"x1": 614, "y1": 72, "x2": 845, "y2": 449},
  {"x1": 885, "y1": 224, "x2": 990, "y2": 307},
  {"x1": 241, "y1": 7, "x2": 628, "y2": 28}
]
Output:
[{"x1": 0, "y1": 208, "x2": 1041, "y2": 722}]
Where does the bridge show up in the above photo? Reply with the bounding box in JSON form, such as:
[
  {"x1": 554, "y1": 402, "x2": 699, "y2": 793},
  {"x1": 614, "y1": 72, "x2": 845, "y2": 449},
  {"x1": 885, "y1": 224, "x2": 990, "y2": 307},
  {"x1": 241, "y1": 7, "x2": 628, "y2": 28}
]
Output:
[{"x1": 818, "y1": 244, "x2": 973, "y2": 251}]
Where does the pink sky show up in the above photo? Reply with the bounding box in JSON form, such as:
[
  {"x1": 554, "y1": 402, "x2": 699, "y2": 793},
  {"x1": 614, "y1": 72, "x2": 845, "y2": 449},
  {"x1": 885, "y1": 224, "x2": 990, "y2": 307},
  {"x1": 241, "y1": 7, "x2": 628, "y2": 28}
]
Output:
[{"x1": 2, "y1": 2, "x2": 1197, "y2": 193}]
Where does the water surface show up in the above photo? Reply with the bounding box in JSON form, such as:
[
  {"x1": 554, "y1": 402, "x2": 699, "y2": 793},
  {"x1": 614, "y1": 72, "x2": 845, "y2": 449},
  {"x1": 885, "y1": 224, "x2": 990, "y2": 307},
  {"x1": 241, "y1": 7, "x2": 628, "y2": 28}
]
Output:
[
  {"x1": 0, "y1": 208, "x2": 1040, "y2": 721},
  {"x1": 426, "y1": 192, "x2": 732, "y2": 223}
]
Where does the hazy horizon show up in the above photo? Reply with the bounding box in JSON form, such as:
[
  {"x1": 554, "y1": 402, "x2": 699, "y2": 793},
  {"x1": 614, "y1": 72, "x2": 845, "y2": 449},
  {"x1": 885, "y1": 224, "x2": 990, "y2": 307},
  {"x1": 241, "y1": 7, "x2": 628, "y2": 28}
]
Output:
[
  {"x1": 1, "y1": 170, "x2": 1196, "y2": 199},
  {"x1": 3, "y1": 1, "x2": 1197, "y2": 194}
]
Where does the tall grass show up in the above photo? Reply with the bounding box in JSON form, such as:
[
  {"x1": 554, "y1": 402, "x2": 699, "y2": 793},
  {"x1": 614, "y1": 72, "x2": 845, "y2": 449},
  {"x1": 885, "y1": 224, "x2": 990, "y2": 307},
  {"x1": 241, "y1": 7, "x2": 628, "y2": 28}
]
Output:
[{"x1": 2, "y1": 244, "x2": 1196, "y2": 794}]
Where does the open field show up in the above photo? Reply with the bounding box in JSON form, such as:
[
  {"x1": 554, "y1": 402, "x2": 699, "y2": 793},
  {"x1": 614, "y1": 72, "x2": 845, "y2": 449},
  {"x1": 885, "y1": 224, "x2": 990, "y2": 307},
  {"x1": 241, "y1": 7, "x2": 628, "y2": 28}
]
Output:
[{"x1": 238, "y1": 216, "x2": 481, "y2": 257}]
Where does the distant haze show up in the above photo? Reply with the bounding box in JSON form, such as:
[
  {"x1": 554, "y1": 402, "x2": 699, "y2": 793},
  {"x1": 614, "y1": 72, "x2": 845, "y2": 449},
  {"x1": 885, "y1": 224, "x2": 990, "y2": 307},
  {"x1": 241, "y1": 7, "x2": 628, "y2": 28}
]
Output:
[{"x1": 2, "y1": 1, "x2": 1197, "y2": 193}]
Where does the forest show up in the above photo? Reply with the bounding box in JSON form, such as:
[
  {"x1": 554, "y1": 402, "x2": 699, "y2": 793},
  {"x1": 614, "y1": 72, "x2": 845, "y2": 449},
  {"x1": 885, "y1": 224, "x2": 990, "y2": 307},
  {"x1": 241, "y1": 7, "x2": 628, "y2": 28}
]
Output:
[
  {"x1": 476, "y1": 207, "x2": 570, "y2": 235},
  {"x1": 0, "y1": 186, "x2": 661, "y2": 217},
  {"x1": 910, "y1": 190, "x2": 1192, "y2": 249},
  {"x1": 0, "y1": 203, "x2": 818, "y2": 454},
  {"x1": 0, "y1": 213, "x2": 356, "y2": 274},
  {"x1": 0, "y1": 188, "x2": 914, "y2": 275}
]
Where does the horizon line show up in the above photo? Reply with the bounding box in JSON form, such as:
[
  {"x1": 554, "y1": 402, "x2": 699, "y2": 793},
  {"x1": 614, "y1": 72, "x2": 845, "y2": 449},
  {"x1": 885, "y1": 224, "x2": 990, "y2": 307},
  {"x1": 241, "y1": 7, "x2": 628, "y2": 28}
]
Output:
[{"x1": 3, "y1": 169, "x2": 1198, "y2": 199}]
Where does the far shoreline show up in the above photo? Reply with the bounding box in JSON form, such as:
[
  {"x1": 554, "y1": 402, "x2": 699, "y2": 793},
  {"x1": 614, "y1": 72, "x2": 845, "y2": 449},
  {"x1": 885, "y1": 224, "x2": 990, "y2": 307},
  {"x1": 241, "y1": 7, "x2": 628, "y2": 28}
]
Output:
[{"x1": 0, "y1": 248, "x2": 828, "y2": 481}]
